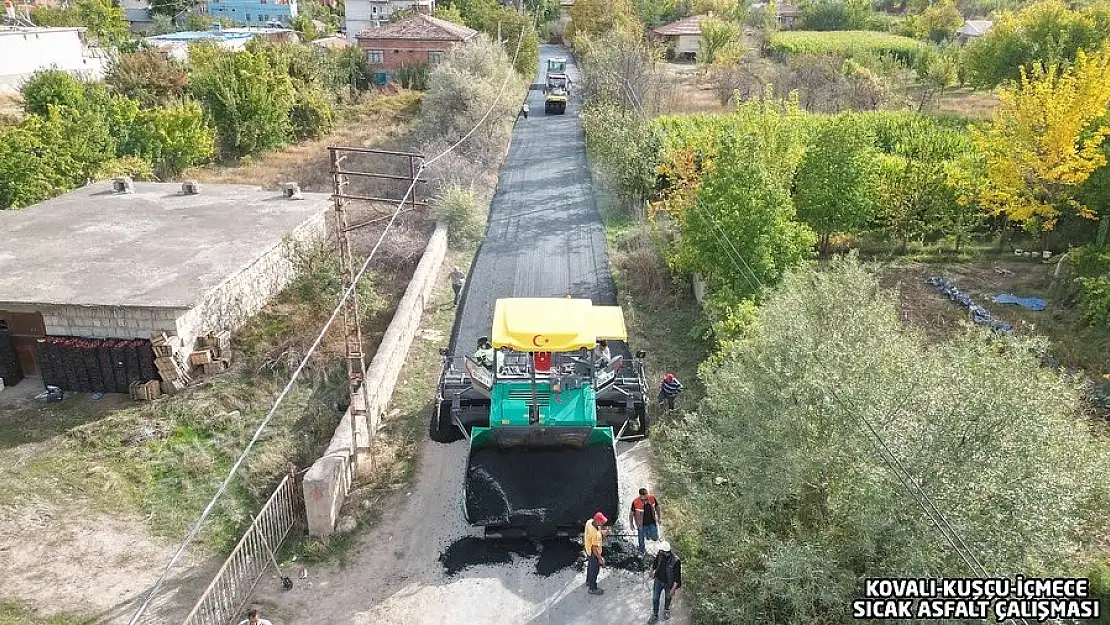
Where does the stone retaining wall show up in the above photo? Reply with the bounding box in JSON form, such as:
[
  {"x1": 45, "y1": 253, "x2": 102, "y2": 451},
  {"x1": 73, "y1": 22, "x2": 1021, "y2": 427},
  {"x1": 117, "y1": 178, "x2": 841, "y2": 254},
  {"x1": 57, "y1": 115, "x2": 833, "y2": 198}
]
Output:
[{"x1": 303, "y1": 223, "x2": 448, "y2": 537}]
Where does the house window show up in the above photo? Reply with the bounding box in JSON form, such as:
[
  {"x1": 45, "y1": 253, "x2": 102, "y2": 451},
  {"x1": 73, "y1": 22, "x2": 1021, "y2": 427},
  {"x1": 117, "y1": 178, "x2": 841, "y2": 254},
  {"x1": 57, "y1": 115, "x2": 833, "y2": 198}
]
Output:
[
  {"x1": 245, "y1": 12, "x2": 251, "y2": 19},
  {"x1": 368, "y1": 50, "x2": 385, "y2": 63},
  {"x1": 428, "y1": 50, "x2": 444, "y2": 65}
]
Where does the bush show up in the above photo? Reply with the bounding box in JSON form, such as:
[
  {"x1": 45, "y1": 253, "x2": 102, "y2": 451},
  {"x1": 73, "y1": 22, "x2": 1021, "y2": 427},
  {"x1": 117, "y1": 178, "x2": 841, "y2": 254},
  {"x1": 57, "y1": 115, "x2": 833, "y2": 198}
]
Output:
[
  {"x1": 800, "y1": 0, "x2": 875, "y2": 31},
  {"x1": 105, "y1": 49, "x2": 189, "y2": 107},
  {"x1": 20, "y1": 70, "x2": 86, "y2": 116},
  {"x1": 768, "y1": 31, "x2": 925, "y2": 65},
  {"x1": 418, "y1": 35, "x2": 521, "y2": 166},
  {"x1": 434, "y1": 185, "x2": 485, "y2": 248},
  {"x1": 189, "y1": 49, "x2": 295, "y2": 159},
  {"x1": 658, "y1": 256, "x2": 1110, "y2": 624},
  {"x1": 1077, "y1": 277, "x2": 1110, "y2": 328},
  {"x1": 290, "y1": 87, "x2": 335, "y2": 141},
  {"x1": 131, "y1": 101, "x2": 216, "y2": 178},
  {"x1": 395, "y1": 64, "x2": 430, "y2": 90}
]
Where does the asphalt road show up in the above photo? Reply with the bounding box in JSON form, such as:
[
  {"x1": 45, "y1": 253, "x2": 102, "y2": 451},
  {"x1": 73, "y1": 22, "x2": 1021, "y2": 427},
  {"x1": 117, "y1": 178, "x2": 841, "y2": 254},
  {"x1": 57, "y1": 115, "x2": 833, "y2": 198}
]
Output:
[
  {"x1": 257, "y1": 45, "x2": 688, "y2": 625},
  {"x1": 450, "y1": 48, "x2": 617, "y2": 355}
]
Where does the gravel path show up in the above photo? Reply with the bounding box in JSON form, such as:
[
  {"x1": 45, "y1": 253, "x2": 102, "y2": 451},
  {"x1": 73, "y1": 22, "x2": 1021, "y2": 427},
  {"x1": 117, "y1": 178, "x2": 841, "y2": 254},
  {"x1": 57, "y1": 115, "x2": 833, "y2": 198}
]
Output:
[{"x1": 255, "y1": 46, "x2": 690, "y2": 625}]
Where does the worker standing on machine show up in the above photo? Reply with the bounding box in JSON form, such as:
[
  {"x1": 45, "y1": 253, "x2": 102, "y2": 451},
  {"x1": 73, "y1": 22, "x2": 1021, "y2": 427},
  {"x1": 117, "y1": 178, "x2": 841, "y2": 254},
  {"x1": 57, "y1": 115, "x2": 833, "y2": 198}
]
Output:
[
  {"x1": 593, "y1": 340, "x2": 611, "y2": 369},
  {"x1": 474, "y1": 337, "x2": 494, "y2": 369},
  {"x1": 584, "y1": 511, "x2": 609, "y2": 595}
]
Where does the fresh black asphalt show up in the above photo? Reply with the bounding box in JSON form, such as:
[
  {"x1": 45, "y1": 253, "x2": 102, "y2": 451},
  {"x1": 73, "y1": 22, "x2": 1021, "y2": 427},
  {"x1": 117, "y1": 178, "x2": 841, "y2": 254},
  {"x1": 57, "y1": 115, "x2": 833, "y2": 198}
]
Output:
[{"x1": 449, "y1": 45, "x2": 618, "y2": 356}]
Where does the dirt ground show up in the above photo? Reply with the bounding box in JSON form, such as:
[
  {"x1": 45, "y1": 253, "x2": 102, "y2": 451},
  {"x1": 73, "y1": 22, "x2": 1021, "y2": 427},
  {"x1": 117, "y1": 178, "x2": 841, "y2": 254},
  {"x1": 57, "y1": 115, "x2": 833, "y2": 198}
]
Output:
[
  {"x1": 0, "y1": 91, "x2": 426, "y2": 623},
  {"x1": 879, "y1": 256, "x2": 1110, "y2": 380}
]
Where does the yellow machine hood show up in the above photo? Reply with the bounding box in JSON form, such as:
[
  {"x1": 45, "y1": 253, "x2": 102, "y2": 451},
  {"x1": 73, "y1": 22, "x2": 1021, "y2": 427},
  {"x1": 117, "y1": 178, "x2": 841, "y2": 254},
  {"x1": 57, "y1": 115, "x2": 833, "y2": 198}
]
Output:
[{"x1": 490, "y1": 298, "x2": 628, "y2": 352}]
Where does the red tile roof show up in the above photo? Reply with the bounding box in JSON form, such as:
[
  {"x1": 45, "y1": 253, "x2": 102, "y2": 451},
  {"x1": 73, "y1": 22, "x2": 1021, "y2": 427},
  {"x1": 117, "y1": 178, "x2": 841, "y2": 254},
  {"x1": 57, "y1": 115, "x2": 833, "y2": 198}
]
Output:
[
  {"x1": 356, "y1": 13, "x2": 478, "y2": 41},
  {"x1": 652, "y1": 15, "x2": 708, "y2": 37}
]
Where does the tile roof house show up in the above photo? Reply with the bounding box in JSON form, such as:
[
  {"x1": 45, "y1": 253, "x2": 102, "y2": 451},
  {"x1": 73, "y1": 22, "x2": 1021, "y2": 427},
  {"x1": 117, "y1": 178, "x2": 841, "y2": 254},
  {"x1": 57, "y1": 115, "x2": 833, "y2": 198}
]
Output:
[
  {"x1": 749, "y1": 2, "x2": 802, "y2": 29},
  {"x1": 356, "y1": 13, "x2": 476, "y2": 81},
  {"x1": 956, "y1": 19, "x2": 993, "y2": 43},
  {"x1": 652, "y1": 15, "x2": 707, "y2": 61}
]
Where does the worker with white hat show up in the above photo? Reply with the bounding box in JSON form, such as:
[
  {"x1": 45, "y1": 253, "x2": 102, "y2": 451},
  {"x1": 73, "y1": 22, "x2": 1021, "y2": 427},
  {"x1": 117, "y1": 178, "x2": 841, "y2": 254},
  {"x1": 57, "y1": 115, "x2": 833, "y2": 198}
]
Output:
[{"x1": 649, "y1": 541, "x2": 682, "y2": 622}]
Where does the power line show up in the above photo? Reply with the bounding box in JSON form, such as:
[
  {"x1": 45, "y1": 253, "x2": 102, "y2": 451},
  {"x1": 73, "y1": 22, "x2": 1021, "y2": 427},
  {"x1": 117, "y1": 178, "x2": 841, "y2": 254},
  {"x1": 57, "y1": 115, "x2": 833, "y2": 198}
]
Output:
[{"x1": 128, "y1": 20, "x2": 534, "y2": 624}]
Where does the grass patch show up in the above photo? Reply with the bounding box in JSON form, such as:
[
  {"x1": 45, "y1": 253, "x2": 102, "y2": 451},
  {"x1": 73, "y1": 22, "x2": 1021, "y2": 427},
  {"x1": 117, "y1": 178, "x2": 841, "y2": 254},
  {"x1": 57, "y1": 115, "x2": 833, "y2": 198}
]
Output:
[
  {"x1": 281, "y1": 246, "x2": 471, "y2": 567},
  {"x1": 0, "y1": 600, "x2": 94, "y2": 625}
]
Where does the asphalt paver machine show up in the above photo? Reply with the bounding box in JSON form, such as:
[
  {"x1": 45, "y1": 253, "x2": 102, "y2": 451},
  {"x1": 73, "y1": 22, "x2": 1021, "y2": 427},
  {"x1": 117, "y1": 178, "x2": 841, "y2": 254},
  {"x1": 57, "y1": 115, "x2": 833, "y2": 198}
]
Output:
[{"x1": 431, "y1": 298, "x2": 649, "y2": 538}]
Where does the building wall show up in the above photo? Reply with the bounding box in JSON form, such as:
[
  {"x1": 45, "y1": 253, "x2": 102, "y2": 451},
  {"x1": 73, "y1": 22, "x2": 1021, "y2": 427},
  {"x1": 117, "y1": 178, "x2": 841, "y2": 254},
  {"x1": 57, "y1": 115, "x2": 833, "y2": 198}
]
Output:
[
  {"x1": 345, "y1": 0, "x2": 433, "y2": 41},
  {"x1": 356, "y1": 36, "x2": 456, "y2": 72},
  {"x1": 0, "y1": 28, "x2": 107, "y2": 88},
  {"x1": 0, "y1": 302, "x2": 186, "y2": 340},
  {"x1": 675, "y1": 34, "x2": 700, "y2": 55},
  {"x1": 206, "y1": 0, "x2": 298, "y2": 24},
  {"x1": 174, "y1": 210, "x2": 326, "y2": 352}
]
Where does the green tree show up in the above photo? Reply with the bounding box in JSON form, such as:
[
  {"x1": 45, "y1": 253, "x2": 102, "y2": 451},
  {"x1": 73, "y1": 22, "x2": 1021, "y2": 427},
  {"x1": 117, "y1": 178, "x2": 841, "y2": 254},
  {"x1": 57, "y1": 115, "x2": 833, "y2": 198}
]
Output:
[
  {"x1": 672, "y1": 133, "x2": 816, "y2": 304},
  {"x1": 105, "y1": 49, "x2": 190, "y2": 108},
  {"x1": 20, "y1": 70, "x2": 86, "y2": 117},
  {"x1": 698, "y1": 16, "x2": 740, "y2": 66},
  {"x1": 964, "y1": 0, "x2": 1110, "y2": 88},
  {"x1": 75, "y1": 0, "x2": 132, "y2": 47},
  {"x1": 914, "y1": 43, "x2": 960, "y2": 110},
  {"x1": 189, "y1": 49, "x2": 296, "y2": 158},
  {"x1": 454, "y1": 0, "x2": 541, "y2": 75},
  {"x1": 904, "y1": 0, "x2": 964, "y2": 42},
  {"x1": 130, "y1": 101, "x2": 215, "y2": 178},
  {"x1": 662, "y1": 256, "x2": 1110, "y2": 624},
  {"x1": 877, "y1": 154, "x2": 948, "y2": 252},
  {"x1": 566, "y1": 0, "x2": 639, "y2": 42},
  {"x1": 794, "y1": 115, "x2": 880, "y2": 255}
]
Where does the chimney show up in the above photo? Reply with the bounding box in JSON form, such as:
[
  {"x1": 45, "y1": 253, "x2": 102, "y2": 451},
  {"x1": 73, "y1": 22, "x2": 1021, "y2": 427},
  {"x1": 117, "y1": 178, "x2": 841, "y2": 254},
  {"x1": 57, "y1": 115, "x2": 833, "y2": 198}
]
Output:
[
  {"x1": 112, "y1": 177, "x2": 135, "y2": 194},
  {"x1": 181, "y1": 180, "x2": 200, "y2": 195},
  {"x1": 284, "y1": 182, "x2": 304, "y2": 200}
]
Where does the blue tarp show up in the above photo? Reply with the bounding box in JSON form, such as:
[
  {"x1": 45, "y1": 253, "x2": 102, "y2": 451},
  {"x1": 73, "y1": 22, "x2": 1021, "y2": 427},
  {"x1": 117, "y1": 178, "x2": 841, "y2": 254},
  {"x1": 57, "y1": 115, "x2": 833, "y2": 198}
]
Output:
[
  {"x1": 925, "y1": 277, "x2": 1014, "y2": 334},
  {"x1": 992, "y1": 294, "x2": 1046, "y2": 311}
]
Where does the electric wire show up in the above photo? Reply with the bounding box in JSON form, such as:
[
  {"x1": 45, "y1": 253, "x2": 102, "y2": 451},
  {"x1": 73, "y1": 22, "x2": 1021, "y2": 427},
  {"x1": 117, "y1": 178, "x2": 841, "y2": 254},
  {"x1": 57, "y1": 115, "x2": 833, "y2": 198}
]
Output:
[{"x1": 128, "y1": 19, "x2": 533, "y2": 624}]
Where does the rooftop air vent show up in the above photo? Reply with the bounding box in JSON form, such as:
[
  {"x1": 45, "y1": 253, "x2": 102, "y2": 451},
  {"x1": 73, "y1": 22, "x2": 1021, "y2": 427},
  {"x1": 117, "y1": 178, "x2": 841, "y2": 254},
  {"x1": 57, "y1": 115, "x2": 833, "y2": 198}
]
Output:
[
  {"x1": 284, "y1": 182, "x2": 304, "y2": 200},
  {"x1": 181, "y1": 180, "x2": 200, "y2": 195},
  {"x1": 112, "y1": 177, "x2": 134, "y2": 194}
]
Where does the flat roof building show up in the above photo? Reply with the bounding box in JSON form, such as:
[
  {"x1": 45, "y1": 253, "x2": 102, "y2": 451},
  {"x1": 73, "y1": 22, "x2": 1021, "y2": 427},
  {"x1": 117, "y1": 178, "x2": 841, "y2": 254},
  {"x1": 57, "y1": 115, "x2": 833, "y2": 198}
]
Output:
[{"x1": 0, "y1": 180, "x2": 328, "y2": 382}]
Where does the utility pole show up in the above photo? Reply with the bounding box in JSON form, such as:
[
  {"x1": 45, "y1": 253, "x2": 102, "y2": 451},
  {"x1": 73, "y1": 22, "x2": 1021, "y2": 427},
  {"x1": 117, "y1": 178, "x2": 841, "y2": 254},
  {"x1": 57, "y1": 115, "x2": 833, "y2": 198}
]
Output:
[
  {"x1": 328, "y1": 146, "x2": 428, "y2": 474},
  {"x1": 330, "y1": 148, "x2": 370, "y2": 475}
]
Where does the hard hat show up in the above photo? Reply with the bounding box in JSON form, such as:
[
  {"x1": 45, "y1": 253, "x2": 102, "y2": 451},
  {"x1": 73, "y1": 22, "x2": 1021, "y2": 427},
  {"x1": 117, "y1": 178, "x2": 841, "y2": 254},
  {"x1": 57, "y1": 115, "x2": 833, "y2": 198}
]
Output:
[
  {"x1": 658, "y1": 541, "x2": 671, "y2": 552},
  {"x1": 664, "y1": 374, "x2": 675, "y2": 382},
  {"x1": 593, "y1": 512, "x2": 608, "y2": 525}
]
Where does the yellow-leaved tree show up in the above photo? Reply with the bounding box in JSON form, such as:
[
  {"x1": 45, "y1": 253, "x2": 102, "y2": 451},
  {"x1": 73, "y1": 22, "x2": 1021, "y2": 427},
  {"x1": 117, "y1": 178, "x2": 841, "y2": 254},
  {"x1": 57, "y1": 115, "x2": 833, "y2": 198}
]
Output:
[{"x1": 970, "y1": 43, "x2": 1110, "y2": 242}]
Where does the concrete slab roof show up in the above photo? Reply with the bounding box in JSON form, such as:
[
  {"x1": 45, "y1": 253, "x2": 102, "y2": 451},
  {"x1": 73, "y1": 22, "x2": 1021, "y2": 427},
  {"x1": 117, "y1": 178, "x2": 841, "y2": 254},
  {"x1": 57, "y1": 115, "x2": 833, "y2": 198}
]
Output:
[{"x1": 0, "y1": 181, "x2": 329, "y2": 309}]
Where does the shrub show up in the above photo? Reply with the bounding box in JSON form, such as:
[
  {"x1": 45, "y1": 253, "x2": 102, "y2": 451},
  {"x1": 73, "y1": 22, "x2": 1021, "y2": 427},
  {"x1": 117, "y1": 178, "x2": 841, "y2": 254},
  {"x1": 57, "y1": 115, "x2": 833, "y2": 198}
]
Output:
[
  {"x1": 395, "y1": 64, "x2": 430, "y2": 90},
  {"x1": 768, "y1": 31, "x2": 925, "y2": 65},
  {"x1": 105, "y1": 49, "x2": 189, "y2": 107},
  {"x1": 434, "y1": 185, "x2": 485, "y2": 248},
  {"x1": 659, "y1": 256, "x2": 1110, "y2": 624},
  {"x1": 131, "y1": 101, "x2": 216, "y2": 178},
  {"x1": 1077, "y1": 277, "x2": 1110, "y2": 328},
  {"x1": 189, "y1": 49, "x2": 295, "y2": 159},
  {"x1": 20, "y1": 69, "x2": 86, "y2": 116},
  {"x1": 290, "y1": 87, "x2": 335, "y2": 141}
]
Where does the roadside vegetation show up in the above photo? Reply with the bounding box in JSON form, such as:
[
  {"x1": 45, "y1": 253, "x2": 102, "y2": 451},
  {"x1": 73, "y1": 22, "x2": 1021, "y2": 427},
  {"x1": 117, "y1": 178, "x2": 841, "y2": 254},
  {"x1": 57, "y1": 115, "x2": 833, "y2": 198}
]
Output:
[
  {"x1": 571, "y1": 0, "x2": 1110, "y2": 621},
  {"x1": 0, "y1": 41, "x2": 373, "y2": 209}
]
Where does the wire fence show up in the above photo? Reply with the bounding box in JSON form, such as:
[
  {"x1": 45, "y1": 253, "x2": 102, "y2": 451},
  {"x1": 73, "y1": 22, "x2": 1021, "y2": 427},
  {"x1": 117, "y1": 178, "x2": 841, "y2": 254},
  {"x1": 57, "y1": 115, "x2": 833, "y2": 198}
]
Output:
[{"x1": 181, "y1": 470, "x2": 303, "y2": 625}]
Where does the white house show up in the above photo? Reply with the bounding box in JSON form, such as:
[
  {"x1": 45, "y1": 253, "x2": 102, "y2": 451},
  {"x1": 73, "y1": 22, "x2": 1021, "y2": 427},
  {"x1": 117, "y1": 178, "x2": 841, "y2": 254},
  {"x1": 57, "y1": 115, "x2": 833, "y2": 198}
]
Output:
[
  {"x1": 956, "y1": 19, "x2": 993, "y2": 44},
  {"x1": 0, "y1": 26, "x2": 108, "y2": 91},
  {"x1": 345, "y1": 0, "x2": 434, "y2": 41}
]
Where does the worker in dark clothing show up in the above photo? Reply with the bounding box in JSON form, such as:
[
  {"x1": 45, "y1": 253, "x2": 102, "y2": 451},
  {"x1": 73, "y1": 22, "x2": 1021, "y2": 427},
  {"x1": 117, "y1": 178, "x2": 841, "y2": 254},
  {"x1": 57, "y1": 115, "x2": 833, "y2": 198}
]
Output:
[
  {"x1": 658, "y1": 373, "x2": 683, "y2": 410},
  {"x1": 649, "y1": 541, "x2": 681, "y2": 622}
]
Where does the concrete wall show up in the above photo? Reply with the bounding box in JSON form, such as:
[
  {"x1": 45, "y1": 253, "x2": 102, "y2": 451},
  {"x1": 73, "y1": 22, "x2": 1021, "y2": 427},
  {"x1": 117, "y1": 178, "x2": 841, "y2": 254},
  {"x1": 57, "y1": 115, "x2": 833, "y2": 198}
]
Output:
[
  {"x1": 303, "y1": 223, "x2": 447, "y2": 537},
  {"x1": 675, "y1": 34, "x2": 700, "y2": 56},
  {"x1": 0, "y1": 28, "x2": 108, "y2": 89},
  {"x1": 175, "y1": 211, "x2": 326, "y2": 352}
]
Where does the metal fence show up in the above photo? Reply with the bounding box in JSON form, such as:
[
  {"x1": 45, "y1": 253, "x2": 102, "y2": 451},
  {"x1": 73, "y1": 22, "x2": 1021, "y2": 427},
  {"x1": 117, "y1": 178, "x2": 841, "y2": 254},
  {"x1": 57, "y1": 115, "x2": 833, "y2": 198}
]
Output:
[{"x1": 182, "y1": 470, "x2": 302, "y2": 625}]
